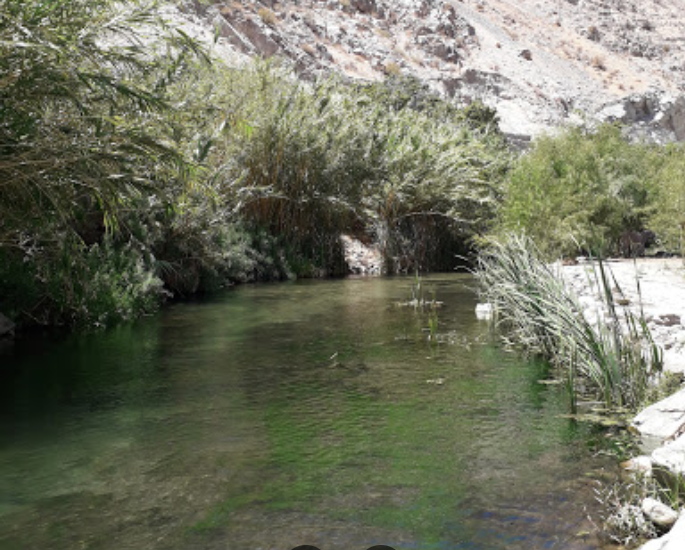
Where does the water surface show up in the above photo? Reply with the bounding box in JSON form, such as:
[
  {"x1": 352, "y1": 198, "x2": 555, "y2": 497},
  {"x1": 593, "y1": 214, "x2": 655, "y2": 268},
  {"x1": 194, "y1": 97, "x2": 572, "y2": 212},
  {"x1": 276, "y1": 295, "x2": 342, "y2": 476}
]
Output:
[{"x1": 0, "y1": 275, "x2": 613, "y2": 550}]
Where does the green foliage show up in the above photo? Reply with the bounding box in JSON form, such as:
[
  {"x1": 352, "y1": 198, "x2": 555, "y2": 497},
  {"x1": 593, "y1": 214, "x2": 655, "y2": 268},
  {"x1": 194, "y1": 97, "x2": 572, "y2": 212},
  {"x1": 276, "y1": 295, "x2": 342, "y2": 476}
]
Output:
[
  {"x1": 497, "y1": 125, "x2": 658, "y2": 257},
  {"x1": 216, "y1": 65, "x2": 511, "y2": 273},
  {"x1": 0, "y1": 0, "x2": 209, "y2": 326},
  {"x1": 0, "y1": 237, "x2": 163, "y2": 327},
  {"x1": 476, "y1": 233, "x2": 662, "y2": 410},
  {"x1": 646, "y1": 144, "x2": 685, "y2": 254},
  {"x1": 0, "y1": 1, "x2": 512, "y2": 329},
  {"x1": 0, "y1": 0, "x2": 203, "y2": 240}
]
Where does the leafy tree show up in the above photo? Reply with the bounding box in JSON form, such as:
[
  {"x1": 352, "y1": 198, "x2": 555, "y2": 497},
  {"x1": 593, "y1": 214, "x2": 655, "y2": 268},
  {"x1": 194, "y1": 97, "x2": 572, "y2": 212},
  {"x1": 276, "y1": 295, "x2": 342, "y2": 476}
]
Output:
[{"x1": 497, "y1": 125, "x2": 657, "y2": 257}]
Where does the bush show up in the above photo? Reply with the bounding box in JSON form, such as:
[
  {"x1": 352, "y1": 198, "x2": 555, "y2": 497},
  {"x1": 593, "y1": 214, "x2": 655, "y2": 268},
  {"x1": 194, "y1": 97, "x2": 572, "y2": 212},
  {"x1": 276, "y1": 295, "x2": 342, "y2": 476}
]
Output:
[
  {"x1": 0, "y1": 237, "x2": 163, "y2": 327},
  {"x1": 213, "y1": 65, "x2": 511, "y2": 273},
  {"x1": 645, "y1": 144, "x2": 685, "y2": 254},
  {"x1": 497, "y1": 125, "x2": 657, "y2": 258},
  {"x1": 0, "y1": 4, "x2": 513, "y2": 328}
]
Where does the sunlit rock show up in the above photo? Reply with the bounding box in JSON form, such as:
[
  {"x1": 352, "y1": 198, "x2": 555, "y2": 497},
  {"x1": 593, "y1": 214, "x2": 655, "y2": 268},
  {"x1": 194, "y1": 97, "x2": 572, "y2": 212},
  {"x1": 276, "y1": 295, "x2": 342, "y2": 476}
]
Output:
[
  {"x1": 652, "y1": 433, "x2": 685, "y2": 476},
  {"x1": 642, "y1": 497, "x2": 678, "y2": 528},
  {"x1": 621, "y1": 455, "x2": 653, "y2": 475},
  {"x1": 632, "y1": 388, "x2": 685, "y2": 443},
  {"x1": 475, "y1": 302, "x2": 493, "y2": 321},
  {"x1": 639, "y1": 512, "x2": 685, "y2": 550}
]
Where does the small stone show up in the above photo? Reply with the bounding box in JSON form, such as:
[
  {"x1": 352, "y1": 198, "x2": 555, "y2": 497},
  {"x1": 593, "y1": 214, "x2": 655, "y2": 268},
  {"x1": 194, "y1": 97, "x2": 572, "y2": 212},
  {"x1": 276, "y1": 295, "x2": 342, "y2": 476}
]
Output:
[
  {"x1": 655, "y1": 314, "x2": 682, "y2": 327},
  {"x1": 621, "y1": 455, "x2": 653, "y2": 475},
  {"x1": 642, "y1": 497, "x2": 679, "y2": 528},
  {"x1": 475, "y1": 303, "x2": 493, "y2": 320}
]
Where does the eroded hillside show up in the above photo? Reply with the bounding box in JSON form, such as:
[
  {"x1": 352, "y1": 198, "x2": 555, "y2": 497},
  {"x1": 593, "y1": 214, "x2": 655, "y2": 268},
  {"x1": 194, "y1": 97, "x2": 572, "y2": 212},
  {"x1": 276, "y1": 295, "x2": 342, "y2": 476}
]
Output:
[{"x1": 177, "y1": 0, "x2": 685, "y2": 141}]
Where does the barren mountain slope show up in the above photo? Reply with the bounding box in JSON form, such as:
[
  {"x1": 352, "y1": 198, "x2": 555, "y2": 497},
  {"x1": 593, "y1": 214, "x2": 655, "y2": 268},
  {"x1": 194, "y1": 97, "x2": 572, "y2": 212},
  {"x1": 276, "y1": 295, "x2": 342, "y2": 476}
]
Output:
[{"x1": 179, "y1": 0, "x2": 685, "y2": 141}]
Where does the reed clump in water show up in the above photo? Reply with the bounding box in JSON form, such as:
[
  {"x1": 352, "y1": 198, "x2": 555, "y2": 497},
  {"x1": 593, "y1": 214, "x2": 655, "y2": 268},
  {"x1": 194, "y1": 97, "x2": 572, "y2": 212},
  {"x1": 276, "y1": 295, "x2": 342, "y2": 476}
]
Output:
[{"x1": 475, "y1": 233, "x2": 662, "y2": 411}]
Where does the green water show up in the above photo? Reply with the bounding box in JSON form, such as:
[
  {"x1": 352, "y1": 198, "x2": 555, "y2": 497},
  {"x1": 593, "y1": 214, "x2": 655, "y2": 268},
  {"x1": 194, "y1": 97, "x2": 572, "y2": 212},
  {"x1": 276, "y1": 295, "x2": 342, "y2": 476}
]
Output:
[{"x1": 0, "y1": 275, "x2": 613, "y2": 550}]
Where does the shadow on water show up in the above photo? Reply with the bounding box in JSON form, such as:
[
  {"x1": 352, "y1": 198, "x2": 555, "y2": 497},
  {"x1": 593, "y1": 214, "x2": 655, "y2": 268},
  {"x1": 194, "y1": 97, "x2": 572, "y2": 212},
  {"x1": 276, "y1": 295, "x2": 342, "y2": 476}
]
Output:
[{"x1": 0, "y1": 275, "x2": 615, "y2": 550}]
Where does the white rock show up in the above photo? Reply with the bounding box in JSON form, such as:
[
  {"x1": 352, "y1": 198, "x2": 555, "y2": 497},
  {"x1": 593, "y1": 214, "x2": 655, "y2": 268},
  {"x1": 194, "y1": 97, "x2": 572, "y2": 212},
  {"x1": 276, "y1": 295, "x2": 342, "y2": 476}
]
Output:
[
  {"x1": 638, "y1": 512, "x2": 685, "y2": 550},
  {"x1": 652, "y1": 434, "x2": 685, "y2": 476},
  {"x1": 632, "y1": 388, "x2": 685, "y2": 442},
  {"x1": 475, "y1": 303, "x2": 493, "y2": 321},
  {"x1": 622, "y1": 455, "x2": 653, "y2": 475},
  {"x1": 642, "y1": 497, "x2": 679, "y2": 528}
]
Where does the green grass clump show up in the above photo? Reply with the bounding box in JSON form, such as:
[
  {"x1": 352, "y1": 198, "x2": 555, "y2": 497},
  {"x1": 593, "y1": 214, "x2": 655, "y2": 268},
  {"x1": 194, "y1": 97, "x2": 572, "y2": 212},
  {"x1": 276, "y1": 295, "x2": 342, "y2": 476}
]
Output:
[{"x1": 476, "y1": 233, "x2": 662, "y2": 410}]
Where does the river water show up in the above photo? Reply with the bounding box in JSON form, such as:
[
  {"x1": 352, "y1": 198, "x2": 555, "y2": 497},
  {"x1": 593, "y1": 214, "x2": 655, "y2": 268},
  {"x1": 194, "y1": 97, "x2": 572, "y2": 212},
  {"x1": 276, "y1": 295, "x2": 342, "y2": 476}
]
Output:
[{"x1": 0, "y1": 274, "x2": 615, "y2": 550}]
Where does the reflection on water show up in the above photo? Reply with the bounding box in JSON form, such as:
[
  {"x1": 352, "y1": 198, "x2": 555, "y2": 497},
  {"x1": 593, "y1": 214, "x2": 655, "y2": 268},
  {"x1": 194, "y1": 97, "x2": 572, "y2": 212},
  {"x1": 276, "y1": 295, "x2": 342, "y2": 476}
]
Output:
[{"x1": 0, "y1": 275, "x2": 613, "y2": 550}]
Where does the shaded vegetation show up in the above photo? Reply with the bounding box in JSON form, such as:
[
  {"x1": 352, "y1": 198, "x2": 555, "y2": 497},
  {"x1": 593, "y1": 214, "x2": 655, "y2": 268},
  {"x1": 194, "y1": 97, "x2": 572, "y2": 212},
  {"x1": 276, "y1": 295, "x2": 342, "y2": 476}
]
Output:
[
  {"x1": 4, "y1": 0, "x2": 685, "y2": 333},
  {"x1": 0, "y1": 0, "x2": 510, "y2": 328}
]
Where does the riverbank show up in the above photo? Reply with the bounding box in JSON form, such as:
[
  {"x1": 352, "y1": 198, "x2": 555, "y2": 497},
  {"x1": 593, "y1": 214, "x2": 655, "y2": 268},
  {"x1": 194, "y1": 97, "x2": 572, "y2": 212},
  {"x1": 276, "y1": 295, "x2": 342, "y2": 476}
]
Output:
[{"x1": 559, "y1": 258, "x2": 685, "y2": 549}]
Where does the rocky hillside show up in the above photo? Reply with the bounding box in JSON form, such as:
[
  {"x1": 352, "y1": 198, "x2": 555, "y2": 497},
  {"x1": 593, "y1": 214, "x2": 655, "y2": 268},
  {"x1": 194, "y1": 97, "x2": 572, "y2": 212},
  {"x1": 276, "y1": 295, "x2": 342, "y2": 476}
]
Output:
[{"x1": 177, "y1": 0, "x2": 685, "y2": 143}]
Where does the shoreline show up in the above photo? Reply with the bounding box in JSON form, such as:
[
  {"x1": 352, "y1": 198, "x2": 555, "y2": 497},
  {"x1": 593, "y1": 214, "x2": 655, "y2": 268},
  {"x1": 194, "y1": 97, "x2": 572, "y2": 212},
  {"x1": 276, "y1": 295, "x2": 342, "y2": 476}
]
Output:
[{"x1": 559, "y1": 257, "x2": 685, "y2": 549}]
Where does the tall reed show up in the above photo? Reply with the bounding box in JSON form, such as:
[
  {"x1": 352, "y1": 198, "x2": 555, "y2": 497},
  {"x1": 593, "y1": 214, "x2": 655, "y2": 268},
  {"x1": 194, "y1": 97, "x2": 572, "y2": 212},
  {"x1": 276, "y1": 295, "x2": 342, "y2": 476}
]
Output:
[{"x1": 476, "y1": 233, "x2": 662, "y2": 410}]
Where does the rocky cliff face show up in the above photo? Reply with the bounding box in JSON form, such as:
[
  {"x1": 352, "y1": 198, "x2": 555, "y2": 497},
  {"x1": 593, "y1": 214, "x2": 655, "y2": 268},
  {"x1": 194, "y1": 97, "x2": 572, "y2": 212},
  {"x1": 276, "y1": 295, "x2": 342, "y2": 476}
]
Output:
[{"x1": 177, "y1": 0, "x2": 685, "y2": 143}]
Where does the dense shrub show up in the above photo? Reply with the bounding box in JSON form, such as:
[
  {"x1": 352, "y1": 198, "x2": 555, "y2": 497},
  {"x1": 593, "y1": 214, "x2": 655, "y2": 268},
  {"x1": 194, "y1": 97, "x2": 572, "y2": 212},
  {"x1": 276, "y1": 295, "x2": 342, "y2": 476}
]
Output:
[
  {"x1": 497, "y1": 125, "x2": 658, "y2": 257},
  {"x1": 215, "y1": 66, "x2": 511, "y2": 273},
  {"x1": 0, "y1": 237, "x2": 163, "y2": 327},
  {"x1": 0, "y1": 1, "x2": 512, "y2": 328},
  {"x1": 646, "y1": 144, "x2": 685, "y2": 254}
]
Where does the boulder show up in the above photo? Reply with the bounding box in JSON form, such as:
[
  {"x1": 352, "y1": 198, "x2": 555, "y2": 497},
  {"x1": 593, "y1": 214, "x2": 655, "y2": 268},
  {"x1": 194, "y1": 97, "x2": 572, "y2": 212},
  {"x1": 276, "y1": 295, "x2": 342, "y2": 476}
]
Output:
[
  {"x1": 0, "y1": 313, "x2": 14, "y2": 338},
  {"x1": 632, "y1": 388, "x2": 685, "y2": 444},
  {"x1": 652, "y1": 434, "x2": 685, "y2": 476},
  {"x1": 642, "y1": 497, "x2": 679, "y2": 528},
  {"x1": 639, "y1": 512, "x2": 685, "y2": 550}
]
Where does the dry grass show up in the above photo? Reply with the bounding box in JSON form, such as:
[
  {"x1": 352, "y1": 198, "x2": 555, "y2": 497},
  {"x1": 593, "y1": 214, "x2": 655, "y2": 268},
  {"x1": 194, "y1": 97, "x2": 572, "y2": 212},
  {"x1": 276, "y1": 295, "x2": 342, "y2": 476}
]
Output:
[
  {"x1": 257, "y1": 7, "x2": 278, "y2": 26},
  {"x1": 301, "y1": 43, "x2": 316, "y2": 56},
  {"x1": 591, "y1": 55, "x2": 607, "y2": 70},
  {"x1": 384, "y1": 61, "x2": 401, "y2": 76}
]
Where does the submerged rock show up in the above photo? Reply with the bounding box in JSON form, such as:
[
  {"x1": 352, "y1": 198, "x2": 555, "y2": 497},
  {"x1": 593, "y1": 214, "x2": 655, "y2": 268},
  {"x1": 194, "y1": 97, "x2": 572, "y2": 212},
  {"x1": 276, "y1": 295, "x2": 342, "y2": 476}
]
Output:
[
  {"x1": 0, "y1": 313, "x2": 15, "y2": 338},
  {"x1": 642, "y1": 497, "x2": 678, "y2": 528}
]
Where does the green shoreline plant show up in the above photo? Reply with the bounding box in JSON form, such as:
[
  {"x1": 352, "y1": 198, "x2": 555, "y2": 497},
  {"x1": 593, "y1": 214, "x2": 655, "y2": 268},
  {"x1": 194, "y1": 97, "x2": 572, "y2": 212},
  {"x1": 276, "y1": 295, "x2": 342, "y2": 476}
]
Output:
[
  {"x1": 476, "y1": 233, "x2": 662, "y2": 410},
  {"x1": 1, "y1": 0, "x2": 512, "y2": 331}
]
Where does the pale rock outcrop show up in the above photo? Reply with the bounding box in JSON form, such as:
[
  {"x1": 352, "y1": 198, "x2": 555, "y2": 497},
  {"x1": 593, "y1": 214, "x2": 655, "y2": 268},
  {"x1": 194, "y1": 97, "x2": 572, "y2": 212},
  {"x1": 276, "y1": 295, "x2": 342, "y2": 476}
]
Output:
[
  {"x1": 597, "y1": 93, "x2": 685, "y2": 144},
  {"x1": 171, "y1": 0, "x2": 685, "y2": 144},
  {"x1": 652, "y1": 434, "x2": 685, "y2": 476},
  {"x1": 340, "y1": 234, "x2": 383, "y2": 275}
]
